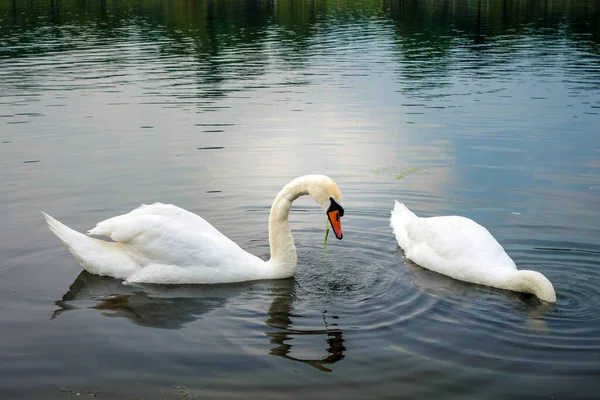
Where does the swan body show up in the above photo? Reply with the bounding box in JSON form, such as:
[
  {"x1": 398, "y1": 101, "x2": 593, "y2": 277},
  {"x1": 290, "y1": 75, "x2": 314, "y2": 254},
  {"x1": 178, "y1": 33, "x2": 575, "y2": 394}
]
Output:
[
  {"x1": 390, "y1": 201, "x2": 556, "y2": 302},
  {"x1": 44, "y1": 175, "x2": 344, "y2": 285}
]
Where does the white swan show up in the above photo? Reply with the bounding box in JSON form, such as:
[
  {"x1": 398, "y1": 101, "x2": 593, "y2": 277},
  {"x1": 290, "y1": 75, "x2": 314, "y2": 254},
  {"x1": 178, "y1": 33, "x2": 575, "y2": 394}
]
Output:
[
  {"x1": 390, "y1": 201, "x2": 556, "y2": 302},
  {"x1": 43, "y1": 175, "x2": 345, "y2": 285}
]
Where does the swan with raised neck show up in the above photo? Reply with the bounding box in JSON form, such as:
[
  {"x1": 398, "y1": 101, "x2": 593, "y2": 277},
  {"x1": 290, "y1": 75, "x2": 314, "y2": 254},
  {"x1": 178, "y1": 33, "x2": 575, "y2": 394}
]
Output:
[{"x1": 42, "y1": 174, "x2": 345, "y2": 285}]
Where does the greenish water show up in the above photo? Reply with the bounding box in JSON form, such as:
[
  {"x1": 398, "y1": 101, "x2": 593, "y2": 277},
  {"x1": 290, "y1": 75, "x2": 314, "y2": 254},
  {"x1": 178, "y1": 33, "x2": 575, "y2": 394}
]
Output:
[{"x1": 1, "y1": 1, "x2": 599, "y2": 399}]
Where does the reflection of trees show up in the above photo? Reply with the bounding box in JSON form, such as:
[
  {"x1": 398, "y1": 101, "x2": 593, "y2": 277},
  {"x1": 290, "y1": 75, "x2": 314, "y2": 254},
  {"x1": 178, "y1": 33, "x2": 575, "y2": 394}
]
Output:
[
  {"x1": 385, "y1": 0, "x2": 455, "y2": 95},
  {"x1": 382, "y1": 0, "x2": 600, "y2": 97},
  {"x1": 384, "y1": 0, "x2": 599, "y2": 39},
  {"x1": 2, "y1": 0, "x2": 599, "y2": 51},
  {"x1": 1, "y1": 0, "x2": 598, "y2": 97},
  {"x1": 53, "y1": 271, "x2": 346, "y2": 372}
]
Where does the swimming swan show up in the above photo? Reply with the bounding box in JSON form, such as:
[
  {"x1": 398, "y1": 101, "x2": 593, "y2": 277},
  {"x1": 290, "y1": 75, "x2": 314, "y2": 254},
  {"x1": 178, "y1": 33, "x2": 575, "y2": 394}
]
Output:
[
  {"x1": 390, "y1": 201, "x2": 556, "y2": 302},
  {"x1": 43, "y1": 175, "x2": 345, "y2": 285}
]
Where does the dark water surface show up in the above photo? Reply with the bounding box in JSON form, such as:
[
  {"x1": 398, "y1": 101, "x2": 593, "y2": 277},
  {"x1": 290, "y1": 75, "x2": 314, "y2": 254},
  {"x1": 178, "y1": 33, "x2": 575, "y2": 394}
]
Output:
[{"x1": 1, "y1": 0, "x2": 600, "y2": 399}]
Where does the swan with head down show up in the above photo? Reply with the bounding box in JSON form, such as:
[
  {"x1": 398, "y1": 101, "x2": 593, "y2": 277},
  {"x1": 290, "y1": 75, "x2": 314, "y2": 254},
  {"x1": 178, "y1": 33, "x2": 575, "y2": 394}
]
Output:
[
  {"x1": 43, "y1": 175, "x2": 344, "y2": 284},
  {"x1": 390, "y1": 201, "x2": 556, "y2": 302}
]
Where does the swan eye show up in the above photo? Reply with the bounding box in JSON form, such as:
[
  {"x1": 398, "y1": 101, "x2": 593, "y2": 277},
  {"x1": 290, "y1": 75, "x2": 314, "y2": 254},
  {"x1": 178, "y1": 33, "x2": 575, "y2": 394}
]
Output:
[{"x1": 328, "y1": 197, "x2": 344, "y2": 217}]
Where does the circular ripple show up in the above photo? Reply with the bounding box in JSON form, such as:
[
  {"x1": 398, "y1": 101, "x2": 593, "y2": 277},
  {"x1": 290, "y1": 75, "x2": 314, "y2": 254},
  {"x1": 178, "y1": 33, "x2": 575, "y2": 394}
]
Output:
[
  {"x1": 380, "y1": 236, "x2": 600, "y2": 378},
  {"x1": 293, "y1": 212, "x2": 439, "y2": 335}
]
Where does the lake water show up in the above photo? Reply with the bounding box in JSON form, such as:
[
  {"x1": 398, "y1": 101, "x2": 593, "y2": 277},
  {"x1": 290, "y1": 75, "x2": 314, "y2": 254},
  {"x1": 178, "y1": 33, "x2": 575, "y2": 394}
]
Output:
[{"x1": 1, "y1": 0, "x2": 600, "y2": 399}]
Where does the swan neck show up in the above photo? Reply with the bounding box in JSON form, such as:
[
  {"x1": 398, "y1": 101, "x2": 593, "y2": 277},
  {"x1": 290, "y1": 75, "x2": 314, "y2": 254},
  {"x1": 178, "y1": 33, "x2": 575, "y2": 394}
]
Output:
[
  {"x1": 267, "y1": 177, "x2": 311, "y2": 275},
  {"x1": 493, "y1": 269, "x2": 556, "y2": 302}
]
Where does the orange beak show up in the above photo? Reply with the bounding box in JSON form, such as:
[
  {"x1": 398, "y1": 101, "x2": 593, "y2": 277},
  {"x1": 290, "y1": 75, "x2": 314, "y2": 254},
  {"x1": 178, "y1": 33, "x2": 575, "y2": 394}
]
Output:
[{"x1": 327, "y1": 210, "x2": 343, "y2": 240}]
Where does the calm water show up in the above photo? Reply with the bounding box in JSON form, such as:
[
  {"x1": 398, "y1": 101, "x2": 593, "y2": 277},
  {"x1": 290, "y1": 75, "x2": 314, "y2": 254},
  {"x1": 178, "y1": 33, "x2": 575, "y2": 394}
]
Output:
[{"x1": 1, "y1": 0, "x2": 600, "y2": 398}]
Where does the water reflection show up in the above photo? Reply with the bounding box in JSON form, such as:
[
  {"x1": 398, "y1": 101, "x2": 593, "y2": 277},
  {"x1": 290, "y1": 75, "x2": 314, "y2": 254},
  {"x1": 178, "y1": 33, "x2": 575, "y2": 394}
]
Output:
[
  {"x1": 399, "y1": 251, "x2": 555, "y2": 332},
  {"x1": 264, "y1": 281, "x2": 345, "y2": 373},
  {"x1": 52, "y1": 271, "x2": 234, "y2": 329},
  {"x1": 401, "y1": 248, "x2": 552, "y2": 305},
  {"x1": 53, "y1": 271, "x2": 346, "y2": 372}
]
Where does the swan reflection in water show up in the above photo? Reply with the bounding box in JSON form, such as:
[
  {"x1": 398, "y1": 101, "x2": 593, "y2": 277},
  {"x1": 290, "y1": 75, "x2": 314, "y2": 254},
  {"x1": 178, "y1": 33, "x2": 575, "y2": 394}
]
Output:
[
  {"x1": 400, "y1": 255, "x2": 555, "y2": 331},
  {"x1": 263, "y1": 282, "x2": 345, "y2": 372},
  {"x1": 52, "y1": 271, "x2": 345, "y2": 371}
]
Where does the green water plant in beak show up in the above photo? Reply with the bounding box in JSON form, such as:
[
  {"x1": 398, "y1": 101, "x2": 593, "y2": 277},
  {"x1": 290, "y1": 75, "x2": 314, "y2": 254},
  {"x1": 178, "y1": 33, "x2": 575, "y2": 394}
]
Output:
[{"x1": 324, "y1": 218, "x2": 330, "y2": 254}]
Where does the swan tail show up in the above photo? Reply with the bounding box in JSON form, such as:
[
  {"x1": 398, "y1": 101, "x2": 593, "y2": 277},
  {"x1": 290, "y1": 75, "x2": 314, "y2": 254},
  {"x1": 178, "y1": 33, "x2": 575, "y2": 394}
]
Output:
[
  {"x1": 390, "y1": 200, "x2": 418, "y2": 250},
  {"x1": 42, "y1": 212, "x2": 138, "y2": 279}
]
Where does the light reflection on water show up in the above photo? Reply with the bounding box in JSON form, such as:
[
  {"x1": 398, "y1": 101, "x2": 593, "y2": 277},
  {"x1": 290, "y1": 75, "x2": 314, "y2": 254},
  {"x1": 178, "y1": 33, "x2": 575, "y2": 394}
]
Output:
[{"x1": 1, "y1": 0, "x2": 600, "y2": 399}]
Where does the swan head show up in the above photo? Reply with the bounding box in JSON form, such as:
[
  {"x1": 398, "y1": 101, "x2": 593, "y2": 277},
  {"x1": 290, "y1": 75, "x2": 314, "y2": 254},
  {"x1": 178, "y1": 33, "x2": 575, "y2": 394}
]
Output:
[
  {"x1": 306, "y1": 175, "x2": 345, "y2": 240},
  {"x1": 517, "y1": 270, "x2": 556, "y2": 303}
]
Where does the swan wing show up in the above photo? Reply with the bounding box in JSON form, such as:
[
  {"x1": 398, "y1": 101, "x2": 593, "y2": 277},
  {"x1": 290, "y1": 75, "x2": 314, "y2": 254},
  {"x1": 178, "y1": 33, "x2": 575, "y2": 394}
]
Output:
[
  {"x1": 88, "y1": 203, "x2": 249, "y2": 268},
  {"x1": 90, "y1": 203, "x2": 225, "y2": 240}
]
